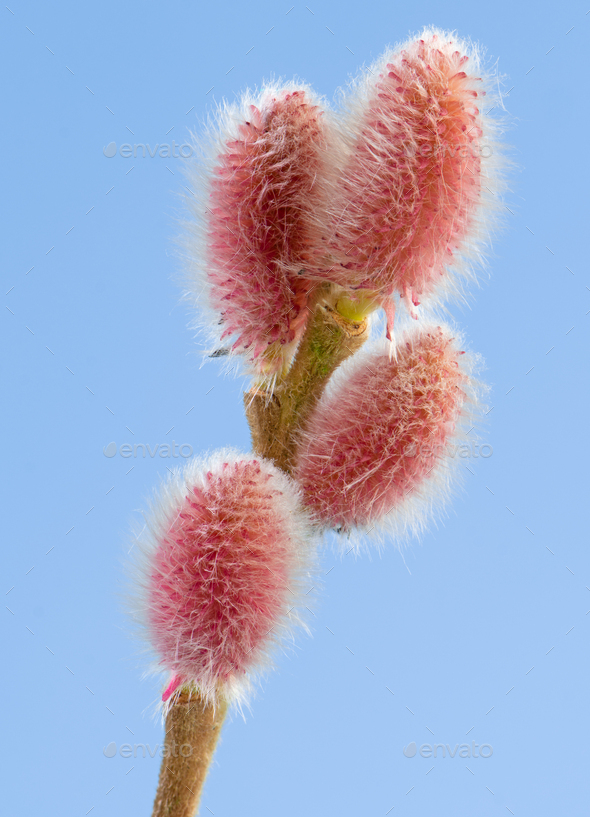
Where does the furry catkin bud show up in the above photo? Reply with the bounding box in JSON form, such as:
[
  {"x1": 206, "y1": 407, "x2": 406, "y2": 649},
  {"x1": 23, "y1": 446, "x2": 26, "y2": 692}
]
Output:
[
  {"x1": 293, "y1": 325, "x2": 480, "y2": 542},
  {"x1": 200, "y1": 87, "x2": 327, "y2": 375},
  {"x1": 314, "y1": 30, "x2": 501, "y2": 335},
  {"x1": 131, "y1": 451, "x2": 316, "y2": 706}
]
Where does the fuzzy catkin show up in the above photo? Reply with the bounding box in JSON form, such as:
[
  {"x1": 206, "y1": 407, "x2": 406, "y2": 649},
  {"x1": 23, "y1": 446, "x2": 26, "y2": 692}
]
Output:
[
  {"x1": 313, "y1": 29, "x2": 501, "y2": 334},
  {"x1": 194, "y1": 87, "x2": 328, "y2": 375},
  {"x1": 293, "y1": 324, "x2": 480, "y2": 541},
  {"x1": 131, "y1": 451, "x2": 316, "y2": 706}
]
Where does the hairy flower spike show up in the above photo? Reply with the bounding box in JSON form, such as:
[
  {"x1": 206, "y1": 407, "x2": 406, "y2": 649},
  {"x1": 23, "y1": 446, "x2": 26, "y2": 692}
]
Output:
[
  {"x1": 131, "y1": 450, "x2": 316, "y2": 707},
  {"x1": 293, "y1": 324, "x2": 481, "y2": 543},
  {"x1": 186, "y1": 86, "x2": 328, "y2": 378},
  {"x1": 314, "y1": 29, "x2": 502, "y2": 336}
]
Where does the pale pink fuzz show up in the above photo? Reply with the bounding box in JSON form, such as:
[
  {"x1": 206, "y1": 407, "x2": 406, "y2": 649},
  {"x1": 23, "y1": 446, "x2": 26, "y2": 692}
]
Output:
[
  {"x1": 132, "y1": 451, "x2": 315, "y2": 706},
  {"x1": 205, "y1": 87, "x2": 326, "y2": 373},
  {"x1": 294, "y1": 325, "x2": 480, "y2": 542},
  {"x1": 315, "y1": 30, "x2": 500, "y2": 331}
]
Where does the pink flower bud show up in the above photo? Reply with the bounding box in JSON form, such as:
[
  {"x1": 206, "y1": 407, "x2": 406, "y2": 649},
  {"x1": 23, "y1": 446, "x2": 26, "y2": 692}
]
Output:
[
  {"x1": 130, "y1": 451, "x2": 316, "y2": 706},
  {"x1": 314, "y1": 30, "x2": 502, "y2": 336},
  {"x1": 186, "y1": 86, "x2": 328, "y2": 376},
  {"x1": 293, "y1": 324, "x2": 481, "y2": 542}
]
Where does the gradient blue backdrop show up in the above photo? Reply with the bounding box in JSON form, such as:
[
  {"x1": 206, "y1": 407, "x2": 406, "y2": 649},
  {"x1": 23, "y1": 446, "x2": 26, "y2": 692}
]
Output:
[{"x1": 2, "y1": 1, "x2": 590, "y2": 815}]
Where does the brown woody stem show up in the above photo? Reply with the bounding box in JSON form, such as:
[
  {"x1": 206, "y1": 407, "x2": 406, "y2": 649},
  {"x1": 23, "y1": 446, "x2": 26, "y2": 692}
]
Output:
[
  {"x1": 151, "y1": 690, "x2": 228, "y2": 817},
  {"x1": 244, "y1": 286, "x2": 369, "y2": 473}
]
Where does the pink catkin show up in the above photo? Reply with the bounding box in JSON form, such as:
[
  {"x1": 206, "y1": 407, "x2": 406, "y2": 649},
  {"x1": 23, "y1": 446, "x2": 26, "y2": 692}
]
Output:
[
  {"x1": 134, "y1": 452, "x2": 314, "y2": 705},
  {"x1": 207, "y1": 88, "x2": 327, "y2": 373},
  {"x1": 294, "y1": 325, "x2": 478, "y2": 537},
  {"x1": 315, "y1": 32, "x2": 490, "y2": 333}
]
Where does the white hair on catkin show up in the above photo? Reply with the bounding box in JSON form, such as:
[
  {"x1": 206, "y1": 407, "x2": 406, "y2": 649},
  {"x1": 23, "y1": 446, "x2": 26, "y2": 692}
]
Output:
[
  {"x1": 293, "y1": 322, "x2": 487, "y2": 554},
  {"x1": 177, "y1": 80, "x2": 333, "y2": 385},
  {"x1": 309, "y1": 27, "x2": 509, "y2": 326},
  {"x1": 126, "y1": 448, "x2": 318, "y2": 718}
]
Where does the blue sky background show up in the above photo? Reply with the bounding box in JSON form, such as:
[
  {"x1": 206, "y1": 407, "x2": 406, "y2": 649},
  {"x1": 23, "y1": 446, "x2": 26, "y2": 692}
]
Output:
[{"x1": 2, "y1": 1, "x2": 590, "y2": 815}]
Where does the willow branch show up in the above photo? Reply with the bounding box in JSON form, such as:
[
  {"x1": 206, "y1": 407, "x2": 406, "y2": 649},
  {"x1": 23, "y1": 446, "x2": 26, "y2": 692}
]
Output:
[
  {"x1": 244, "y1": 286, "x2": 369, "y2": 473},
  {"x1": 151, "y1": 290, "x2": 368, "y2": 817},
  {"x1": 151, "y1": 690, "x2": 227, "y2": 817}
]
